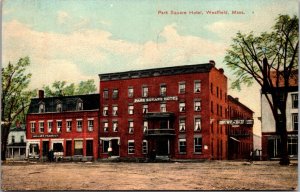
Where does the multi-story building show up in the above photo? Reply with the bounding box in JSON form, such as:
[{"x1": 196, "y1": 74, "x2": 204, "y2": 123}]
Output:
[
  {"x1": 26, "y1": 91, "x2": 100, "y2": 160},
  {"x1": 6, "y1": 122, "x2": 26, "y2": 160},
  {"x1": 98, "y1": 61, "x2": 248, "y2": 160},
  {"x1": 226, "y1": 96, "x2": 254, "y2": 159},
  {"x1": 261, "y1": 71, "x2": 298, "y2": 160}
]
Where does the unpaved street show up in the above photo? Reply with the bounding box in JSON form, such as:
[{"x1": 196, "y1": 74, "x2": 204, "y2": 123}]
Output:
[{"x1": 1, "y1": 160, "x2": 297, "y2": 190}]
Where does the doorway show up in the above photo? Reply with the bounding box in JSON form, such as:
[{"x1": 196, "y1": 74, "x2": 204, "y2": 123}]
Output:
[
  {"x1": 42, "y1": 141, "x2": 49, "y2": 156},
  {"x1": 111, "y1": 139, "x2": 119, "y2": 156},
  {"x1": 86, "y1": 140, "x2": 93, "y2": 156},
  {"x1": 156, "y1": 138, "x2": 169, "y2": 156},
  {"x1": 66, "y1": 140, "x2": 72, "y2": 156}
]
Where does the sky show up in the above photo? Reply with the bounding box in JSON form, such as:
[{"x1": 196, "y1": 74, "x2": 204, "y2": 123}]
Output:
[{"x1": 2, "y1": 0, "x2": 298, "y2": 141}]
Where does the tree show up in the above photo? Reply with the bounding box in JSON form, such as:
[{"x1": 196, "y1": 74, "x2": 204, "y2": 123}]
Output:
[
  {"x1": 1, "y1": 57, "x2": 37, "y2": 161},
  {"x1": 43, "y1": 79, "x2": 97, "y2": 97},
  {"x1": 224, "y1": 15, "x2": 298, "y2": 165}
]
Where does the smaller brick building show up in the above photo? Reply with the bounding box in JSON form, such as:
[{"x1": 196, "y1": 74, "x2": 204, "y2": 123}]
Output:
[
  {"x1": 26, "y1": 91, "x2": 100, "y2": 160},
  {"x1": 226, "y1": 96, "x2": 254, "y2": 159}
]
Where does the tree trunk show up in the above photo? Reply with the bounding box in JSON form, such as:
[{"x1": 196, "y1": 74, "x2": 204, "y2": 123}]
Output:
[
  {"x1": 1, "y1": 123, "x2": 11, "y2": 161},
  {"x1": 276, "y1": 114, "x2": 290, "y2": 165}
]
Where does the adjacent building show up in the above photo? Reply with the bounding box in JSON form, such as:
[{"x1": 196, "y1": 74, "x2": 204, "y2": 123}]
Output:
[
  {"x1": 261, "y1": 71, "x2": 298, "y2": 160},
  {"x1": 26, "y1": 91, "x2": 100, "y2": 160},
  {"x1": 226, "y1": 96, "x2": 254, "y2": 159},
  {"x1": 98, "y1": 61, "x2": 253, "y2": 160},
  {"x1": 6, "y1": 122, "x2": 26, "y2": 160}
]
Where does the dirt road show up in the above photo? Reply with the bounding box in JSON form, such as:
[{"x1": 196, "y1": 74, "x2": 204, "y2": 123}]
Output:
[{"x1": 1, "y1": 160, "x2": 297, "y2": 190}]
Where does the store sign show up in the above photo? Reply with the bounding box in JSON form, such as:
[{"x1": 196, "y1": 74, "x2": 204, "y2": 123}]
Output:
[
  {"x1": 134, "y1": 96, "x2": 178, "y2": 103},
  {"x1": 219, "y1": 119, "x2": 254, "y2": 125},
  {"x1": 32, "y1": 134, "x2": 59, "y2": 138}
]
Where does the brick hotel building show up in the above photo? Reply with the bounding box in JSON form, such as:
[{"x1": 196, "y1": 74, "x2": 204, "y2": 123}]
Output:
[
  {"x1": 25, "y1": 61, "x2": 253, "y2": 161},
  {"x1": 98, "y1": 61, "x2": 253, "y2": 160}
]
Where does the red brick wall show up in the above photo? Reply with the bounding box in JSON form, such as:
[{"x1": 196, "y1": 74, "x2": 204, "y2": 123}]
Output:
[{"x1": 26, "y1": 110, "x2": 99, "y2": 158}]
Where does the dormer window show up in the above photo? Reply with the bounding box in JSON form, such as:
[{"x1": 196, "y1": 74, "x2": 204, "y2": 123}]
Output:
[
  {"x1": 56, "y1": 101, "x2": 62, "y2": 112},
  {"x1": 39, "y1": 102, "x2": 45, "y2": 113},
  {"x1": 77, "y1": 99, "x2": 83, "y2": 111}
]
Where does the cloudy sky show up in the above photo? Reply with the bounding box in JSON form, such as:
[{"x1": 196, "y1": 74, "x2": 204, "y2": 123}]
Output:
[{"x1": 2, "y1": 0, "x2": 298, "y2": 137}]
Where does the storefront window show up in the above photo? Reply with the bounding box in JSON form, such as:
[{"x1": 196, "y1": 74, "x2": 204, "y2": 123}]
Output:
[
  {"x1": 74, "y1": 140, "x2": 83, "y2": 155},
  {"x1": 179, "y1": 139, "x2": 186, "y2": 153}
]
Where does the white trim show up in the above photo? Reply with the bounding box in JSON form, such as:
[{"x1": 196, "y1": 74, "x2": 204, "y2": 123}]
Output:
[
  {"x1": 66, "y1": 119, "x2": 72, "y2": 121},
  {"x1": 47, "y1": 120, "x2": 53, "y2": 122},
  {"x1": 38, "y1": 120, "x2": 44, "y2": 122},
  {"x1": 85, "y1": 138, "x2": 94, "y2": 140},
  {"x1": 56, "y1": 120, "x2": 62, "y2": 122},
  {"x1": 30, "y1": 121, "x2": 36, "y2": 123},
  {"x1": 74, "y1": 138, "x2": 84, "y2": 141},
  {"x1": 76, "y1": 119, "x2": 83, "y2": 121},
  {"x1": 87, "y1": 118, "x2": 94, "y2": 120}
]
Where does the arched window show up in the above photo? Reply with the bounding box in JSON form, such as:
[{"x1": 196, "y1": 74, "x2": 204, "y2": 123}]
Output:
[
  {"x1": 39, "y1": 102, "x2": 45, "y2": 113},
  {"x1": 77, "y1": 99, "x2": 83, "y2": 111},
  {"x1": 56, "y1": 100, "x2": 62, "y2": 112}
]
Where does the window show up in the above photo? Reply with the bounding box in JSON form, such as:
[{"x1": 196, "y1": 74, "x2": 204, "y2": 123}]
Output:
[
  {"x1": 128, "y1": 140, "x2": 135, "y2": 154},
  {"x1": 88, "y1": 119, "x2": 94, "y2": 132},
  {"x1": 128, "y1": 105, "x2": 134, "y2": 115},
  {"x1": 179, "y1": 82, "x2": 185, "y2": 93},
  {"x1": 128, "y1": 87, "x2": 134, "y2": 98},
  {"x1": 288, "y1": 136, "x2": 298, "y2": 155},
  {"x1": 211, "y1": 101, "x2": 214, "y2": 113},
  {"x1": 39, "y1": 121, "x2": 44, "y2": 133},
  {"x1": 142, "y1": 140, "x2": 148, "y2": 154},
  {"x1": 39, "y1": 103, "x2": 45, "y2": 113},
  {"x1": 128, "y1": 121, "x2": 134, "y2": 133},
  {"x1": 48, "y1": 121, "x2": 53, "y2": 133},
  {"x1": 113, "y1": 121, "x2": 118, "y2": 132},
  {"x1": 103, "y1": 89, "x2": 109, "y2": 99},
  {"x1": 112, "y1": 89, "x2": 119, "y2": 99},
  {"x1": 216, "y1": 86, "x2": 219, "y2": 98},
  {"x1": 103, "y1": 106, "x2": 108, "y2": 116},
  {"x1": 292, "y1": 94, "x2": 298, "y2": 108},
  {"x1": 103, "y1": 122, "x2": 108, "y2": 132},
  {"x1": 194, "y1": 137, "x2": 202, "y2": 153},
  {"x1": 76, "y1": 120, "x2": 82, "y2": 132},
  {"x1": 112, "y1": 106, "x2": 118, "y2": 116},
  {"x1": 20, "y1": 135, "x2": 24, "y2": 143},
  {"x1": 66, "y1": 120, "x2": 72, "y2": 132},
  {"x1": 103, "y1": 140, "x2": 109, "y2": 153},
  {"x1": 210, "y1": 83, "x2": 213, "y2": 94},
  {"x1": 160, "y1": 84, "x2": 167, "y2": 96},
  {"x1": 220, "y1": 106, "x2": 222, "y2": 117},
  {"x1": 77, "y1": 101, "x2": 83, "y2": 111},
  {"x1": 195, "y1": 118, "x2": 201, "y2": 131},
  {"x1": 74, "y1": 140, "x2": 83, "y2": 155},
  {"x1": 292, "y1": 113, "x2": 298, "y2": 131},
  {"x1": 142, "y1": 86, "x2": 148, "y2": 97},
  {"x1": 11, "y1": 136, "x2": 15, "y2": 144},
  {"x1": 143, "y1": 121, "x2": 148, "y2": 133},
  {"x1": 143, "y1": 104, "x2": 148, "y2": 114},
  {"x1": 57, "y1": 121, "x2": 62, "y2": 133},
  {"x1": 194, "y1": 81, "x2": 201, "y2": 93},
  {"x1": 160, "y1": 103, "x2": 166, "y2": 112},
  {"x1": 179, "y1": 102, "x2": 185, "y2": 112},
  {"x1": 194, "y1": 101, "x2": 201, "y2": 111},
  {"x1": 179, "y1": 139, "x2": 186, "y2": 153},
  {"x1": 56, "y1": 102, "x2": 62, "y2": 112},
  {"x1": 220, "y1": 89, "x2": 222, "y2": 100},
  {"x1": 30, "y1": 122, "x2": 36, "y2": 133},
  {"x1": 179, "y1": 119, "x2": 186, "y2": 132}
]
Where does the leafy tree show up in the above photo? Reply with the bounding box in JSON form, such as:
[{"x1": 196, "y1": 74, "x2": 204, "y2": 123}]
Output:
[
  {"x1": 43, "y1": 79, "x2": 97, "y2": 97},
  {"x1": 224, "y1": 15, "x2": 298, "y2": 165},
  {"x1": 1, "y1": 57, "x2": 37, "y2": 161}
]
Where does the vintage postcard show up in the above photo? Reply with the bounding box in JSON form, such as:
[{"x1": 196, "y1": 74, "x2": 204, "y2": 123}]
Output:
[{"x1": 2, "y1": 0, "x2": 298, "y2": 190}]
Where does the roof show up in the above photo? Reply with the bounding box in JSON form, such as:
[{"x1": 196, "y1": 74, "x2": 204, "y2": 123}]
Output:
[
  {"x1": 228, "y1": 95, "x2": 254, "y2": 114},
  {"x1": 99, "y1": 63, "x2": 215, "y2": 81},
  {"x1": 9, "y1": 124, "x2": 26, "y2": 132},
  {"x1": 269, "y1": 70, "x2": 298, "y2": 87},
  {"x1": 28, "y1": 94, "x2": 100, "y2": 114}
]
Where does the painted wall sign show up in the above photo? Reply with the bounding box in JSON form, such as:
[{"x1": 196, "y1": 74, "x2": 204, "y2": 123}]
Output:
[
  {"x1": 219, "y1": 119, "x2": 254, "y2": 125},
  {"x1": 32, "y1": 134, "x2": 59, "y2": 138},
  {"x1": 134, "y1": 96, "x2": 178, "y2": 103}
]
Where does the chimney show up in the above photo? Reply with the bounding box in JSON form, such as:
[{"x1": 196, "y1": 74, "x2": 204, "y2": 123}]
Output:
[
  {"x1": 16, "y1": 121, "x2": 21, "y2": 128},
  {"x1": 209, "y1": 60, "x2": 216, "y2": 67},
  {"x1": 219, "y1": 68, "x2": 224, "y2": 74},
  {"x1": 39, "y1": 90, "x2": 44, "y2": 99},
  {"x1": 235, "y1": 97, "x2": 239, "y2": 102}
]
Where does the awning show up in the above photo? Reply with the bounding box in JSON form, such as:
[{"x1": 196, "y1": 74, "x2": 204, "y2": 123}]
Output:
[{"x1": 230, "y1": 137, "x2": 240, "y2": 142}]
